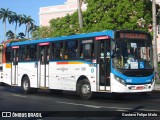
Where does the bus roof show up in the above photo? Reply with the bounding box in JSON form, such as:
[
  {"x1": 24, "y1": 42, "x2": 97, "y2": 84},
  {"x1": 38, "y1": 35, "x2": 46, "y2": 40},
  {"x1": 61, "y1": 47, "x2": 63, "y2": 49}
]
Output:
[{"x1": 6, "y1": 30, "x2": 114, "y2": 47}]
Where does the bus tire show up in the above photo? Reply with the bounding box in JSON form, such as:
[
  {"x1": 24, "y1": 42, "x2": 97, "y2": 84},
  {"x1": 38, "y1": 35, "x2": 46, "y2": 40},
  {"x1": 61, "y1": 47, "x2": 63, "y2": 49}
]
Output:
[
  {"x1": 76, "y1": 79, "x2": 92, "y2": 100},
  {"x1": 22, "y1": 76, "x2": 31, "y2": 94}
]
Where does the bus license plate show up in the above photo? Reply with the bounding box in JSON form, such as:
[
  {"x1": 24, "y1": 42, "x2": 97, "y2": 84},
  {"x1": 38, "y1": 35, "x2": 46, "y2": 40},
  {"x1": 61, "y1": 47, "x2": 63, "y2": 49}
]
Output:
[{"x1": 136, "y1": 86, "x2": 144, "y2": 90}]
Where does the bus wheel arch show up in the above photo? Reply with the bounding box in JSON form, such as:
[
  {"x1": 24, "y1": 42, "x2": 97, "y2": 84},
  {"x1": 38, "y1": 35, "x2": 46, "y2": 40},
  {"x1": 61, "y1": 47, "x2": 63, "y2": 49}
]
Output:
[
  {"x1": 76, "y1": 76, "x2": 92, "y2": 100},
  {"x1": 21, "y1": 74, "x2": 31, "y2": 93}
]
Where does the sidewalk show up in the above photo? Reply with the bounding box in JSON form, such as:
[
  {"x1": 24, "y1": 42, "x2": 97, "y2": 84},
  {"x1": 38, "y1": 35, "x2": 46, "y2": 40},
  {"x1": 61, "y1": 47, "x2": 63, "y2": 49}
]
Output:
[{"x1": 153, "y1": 83, "x2": 160, "y2": 92}]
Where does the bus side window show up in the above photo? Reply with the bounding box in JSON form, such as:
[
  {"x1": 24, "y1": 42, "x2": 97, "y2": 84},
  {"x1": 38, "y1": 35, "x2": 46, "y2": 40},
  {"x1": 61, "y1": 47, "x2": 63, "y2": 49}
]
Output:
[
  {"x1": 80, "y1": 42, "x2": 94, "y2": 61},
  {"x1": 29, "y1": 45, "x2": 37, "y2": 61},
  {"x1": 50, "y1": 43, "x2": 54, "y2": 60},
  {"x1": 19, "y1": 46, "x2": 25, "y2": 61},
  {"x1": 23, "y1": 45, "x2": 37, "y2": 61},
  {"x1": 6, "y1": 47, "x2": 11, "y2": 62},
  {"x1": 82, "y1": 44, "x2": 91, "y2": 59},
  {"x1": 65, "y1": 40, "x2": 78, "y2": 59},
  {"x1": 55, "y1": 42, "x2": 63, "y2": 60},
  {"x1": 91, "y1": 43, "x2": 95, "y2": 59}
]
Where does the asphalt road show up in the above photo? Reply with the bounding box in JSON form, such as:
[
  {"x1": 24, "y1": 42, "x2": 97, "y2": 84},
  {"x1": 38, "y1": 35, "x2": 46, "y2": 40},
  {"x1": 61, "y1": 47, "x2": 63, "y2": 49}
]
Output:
[{"x1": 0, "y1": 85, "x2": 160, "y2": 120}]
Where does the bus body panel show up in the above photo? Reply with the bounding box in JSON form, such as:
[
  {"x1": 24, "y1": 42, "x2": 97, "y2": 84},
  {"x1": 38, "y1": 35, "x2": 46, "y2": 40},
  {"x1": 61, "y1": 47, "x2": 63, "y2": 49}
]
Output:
[
  {"x1": 38, "y1": 61, "x2": 49, "y2": 88},
  {"x1": 18, "y1": 62, "x2": 38, "y2": 88},
  {"x1": 110, "y1": 73, "x2": 154, "y2": 93},
  {"x1": 48, "y1": 61, "x2": 97, "y2": 92},
  {"x1": 3, "y1": 63, "x2": 12, "y2": 85}
]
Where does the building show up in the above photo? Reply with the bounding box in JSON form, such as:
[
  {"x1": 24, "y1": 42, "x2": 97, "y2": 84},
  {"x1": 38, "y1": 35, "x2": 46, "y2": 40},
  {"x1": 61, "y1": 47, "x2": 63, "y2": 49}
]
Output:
[{"x1": 39, "y1": 0, "x2": 87, "y2": 26}]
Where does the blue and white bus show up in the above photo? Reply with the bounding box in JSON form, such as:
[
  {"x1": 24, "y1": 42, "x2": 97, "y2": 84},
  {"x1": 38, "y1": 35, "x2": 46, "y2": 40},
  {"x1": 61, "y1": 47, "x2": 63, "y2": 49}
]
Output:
[{"x1": 2, "y1": 30, "x2": 154, "y2": 99}]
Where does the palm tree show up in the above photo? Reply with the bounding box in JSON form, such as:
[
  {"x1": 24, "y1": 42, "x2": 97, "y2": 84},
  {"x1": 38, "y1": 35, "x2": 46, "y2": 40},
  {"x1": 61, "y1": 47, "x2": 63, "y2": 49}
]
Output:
[
  {"x1": 28, "y1": 24, "x2": 38, "y2": 37},
  {"x1": 18, "y1": 14, "x2": 25, "y2": 27},
  {"x1": 6, "y1": 30, "x2": 14, "y2": 39},
  {"x1": 22, "y1": 15, "x2": 35, "y2": 38},
  {"x1": 17, "y1": 32, "x2": 25, "y2": 39},
  {"x1": 0, "y1": 8, "x2": 12, "y2": 41},
  {"x1": 77, "y1": 0, "x2": 84, "y2": 28},
  {"x1": 10, "y1": 12, "x2": 21, "y2": 38}
]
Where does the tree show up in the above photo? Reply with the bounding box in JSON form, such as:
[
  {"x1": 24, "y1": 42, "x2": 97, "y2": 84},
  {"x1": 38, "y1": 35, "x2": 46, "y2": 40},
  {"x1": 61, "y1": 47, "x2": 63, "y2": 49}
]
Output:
[
  {"x1": 17, "y1": 32, "x2": 25, "y2": 39},
  {"x1": 36, "y1": 0, "x2": 155, "y2": 38},
  {"x1": 6, "y1": 30, "x2": 15, "y2": 39},
  {"x1": 9, "y1": 12, "x2": 20, "y2": 38},
  {"x1": 18, "y1": 14, "x2": 25, "y2": 27},
  {"x1": 32, "y1": 26, "x2": 53, "y2": 39},
  {"x1": 84, "y1": 0, "x2": 153, "y2": 32},
  {"x1": 77, "y1": 0, "x2": 84, "y2": 28},
  {"x1": 0, "y1": 8, "x2": 12, "y2": 41},
  {"x1": 22, "y1": 15, "x2": 35, "y2": 38},
  {"x1": 49, "y1": 13, "x2": 79, "y2": 37}
]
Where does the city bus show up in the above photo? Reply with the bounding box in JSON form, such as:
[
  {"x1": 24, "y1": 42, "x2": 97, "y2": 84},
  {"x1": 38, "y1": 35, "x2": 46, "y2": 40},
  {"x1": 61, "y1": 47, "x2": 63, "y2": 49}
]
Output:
[{"x1": 1, "y1": 30, "x2": 154, "y2": 99}]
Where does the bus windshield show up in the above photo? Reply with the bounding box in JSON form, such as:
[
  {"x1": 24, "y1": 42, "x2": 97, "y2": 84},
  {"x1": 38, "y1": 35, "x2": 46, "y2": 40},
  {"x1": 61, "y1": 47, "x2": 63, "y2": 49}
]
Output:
[{"x1": 112, "y1": 39, "x2": 153, "y2": 70}]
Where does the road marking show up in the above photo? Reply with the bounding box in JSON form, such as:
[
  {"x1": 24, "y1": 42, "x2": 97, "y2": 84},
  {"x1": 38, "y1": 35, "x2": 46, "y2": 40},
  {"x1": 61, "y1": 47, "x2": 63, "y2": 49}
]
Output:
[
  {"x1": 57, "y1": 101, "x2": 160, "y2": 112},
  {"x1": 12, "y1": 94, "x2": 27, "y2": 98},
  {"x1": 57, "y1": 101, "x2": 101, "y2": 109}
]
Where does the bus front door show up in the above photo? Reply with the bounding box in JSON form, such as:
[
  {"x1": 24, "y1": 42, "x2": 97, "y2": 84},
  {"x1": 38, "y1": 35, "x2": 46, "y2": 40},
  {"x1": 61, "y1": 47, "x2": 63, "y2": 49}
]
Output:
[
  {"x1": 38, "y1": 45, "x2": 49, "y2": 88},
  {"x1": 11, "y1": 46, "x2": 19, "y2": 85},
  {"x1": 97, "y1": 39, "x2": 110, "y2": 91}
]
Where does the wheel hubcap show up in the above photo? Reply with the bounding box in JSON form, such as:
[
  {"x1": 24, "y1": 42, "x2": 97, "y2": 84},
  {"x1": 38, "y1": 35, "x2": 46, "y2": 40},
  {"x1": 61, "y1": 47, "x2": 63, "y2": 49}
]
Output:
[
  {"x1": 23, "y1": 81, "x2": 29, "y2": 90},
  {"x1": 82, "y1": 84, "x2": 90, "y2": 95}
]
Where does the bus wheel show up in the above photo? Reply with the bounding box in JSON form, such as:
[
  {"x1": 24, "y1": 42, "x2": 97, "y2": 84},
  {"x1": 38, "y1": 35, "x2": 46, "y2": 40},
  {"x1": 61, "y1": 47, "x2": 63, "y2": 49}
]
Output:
[
  {"x1": 77, "y1": 79, "x2": 92, "y2": 100},
  {"x1": 22, "y1": 76, "x2": 31, "y2": 94}
]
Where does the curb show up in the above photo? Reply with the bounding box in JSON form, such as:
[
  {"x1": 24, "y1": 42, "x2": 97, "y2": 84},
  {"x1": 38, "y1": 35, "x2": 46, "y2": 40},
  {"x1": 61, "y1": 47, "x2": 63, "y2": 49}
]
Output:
[
  {"x1": 152, "y1": 90, "x2": 160, "y2": 93},
  {"x1": 153, "y1": 85, "x2": 160, "y2": 93}
]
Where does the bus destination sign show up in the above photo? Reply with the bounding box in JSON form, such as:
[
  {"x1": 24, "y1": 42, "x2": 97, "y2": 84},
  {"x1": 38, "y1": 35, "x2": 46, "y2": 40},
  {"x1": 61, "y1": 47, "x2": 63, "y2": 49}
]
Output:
[{"x1": 117, "y1": 32, "x2": 148, "y2": 40}]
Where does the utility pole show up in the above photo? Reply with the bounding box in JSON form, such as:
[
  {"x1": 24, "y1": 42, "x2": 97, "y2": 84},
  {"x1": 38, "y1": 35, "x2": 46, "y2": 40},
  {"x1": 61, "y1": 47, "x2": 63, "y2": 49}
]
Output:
[{"x1": 152, "y1": 0, "x2": 158, "y2": 81}]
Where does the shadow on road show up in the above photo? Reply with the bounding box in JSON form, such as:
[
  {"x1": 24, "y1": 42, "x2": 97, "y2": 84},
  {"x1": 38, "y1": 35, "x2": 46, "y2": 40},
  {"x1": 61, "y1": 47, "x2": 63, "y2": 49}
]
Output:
[{"x1": 0, "y1": 84, "x2": 159, "y2": 103}]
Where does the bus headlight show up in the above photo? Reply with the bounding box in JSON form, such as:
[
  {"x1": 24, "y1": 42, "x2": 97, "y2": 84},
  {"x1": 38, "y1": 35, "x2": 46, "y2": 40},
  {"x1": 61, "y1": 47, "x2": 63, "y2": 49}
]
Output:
[{"x1": 114, "y1": 75, "x2": 126, "y2": 86}]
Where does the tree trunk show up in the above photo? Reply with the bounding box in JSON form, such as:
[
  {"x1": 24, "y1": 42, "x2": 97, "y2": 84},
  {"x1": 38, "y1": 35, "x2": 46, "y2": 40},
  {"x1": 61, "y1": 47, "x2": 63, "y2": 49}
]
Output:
[
  {"x1": 152, "y1": 0, "x2": 158, "y2": 81},
  {"x1": 77, "y1": 0, "x2": 83, "y2": 28},
  {"x1": 4, "y1": 20, "x2": 6, "y2": 41}
]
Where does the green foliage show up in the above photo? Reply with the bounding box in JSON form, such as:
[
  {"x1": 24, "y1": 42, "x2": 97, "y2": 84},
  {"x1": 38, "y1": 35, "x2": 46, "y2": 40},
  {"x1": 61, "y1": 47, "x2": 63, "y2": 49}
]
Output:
[
  {"x1": 84, "y1": 0, "x2": 152, "y2": 32},
  {"x1": 49, "y1": 13, "x2": 80, "y2": 37},
  {"x1": 32, "y1": 26, "x2": 53, "y2": 39},
  {"x1": 33, "y1": 0, "x2": 154, "y2": 38},
  {"x1": 6, "y1": 30, "x2": 15, "y2": 39}
]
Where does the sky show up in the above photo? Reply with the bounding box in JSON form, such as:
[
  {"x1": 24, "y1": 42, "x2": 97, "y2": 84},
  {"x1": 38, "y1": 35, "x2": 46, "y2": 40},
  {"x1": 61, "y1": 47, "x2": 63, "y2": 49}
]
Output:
[{"x1": 0, "y1": 0, "x2": 66, "y2": 42}]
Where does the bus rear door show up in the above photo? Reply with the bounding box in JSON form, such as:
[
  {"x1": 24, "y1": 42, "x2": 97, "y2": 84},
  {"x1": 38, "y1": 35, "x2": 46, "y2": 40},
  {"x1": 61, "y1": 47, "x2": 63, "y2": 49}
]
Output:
[
  {"x1": 38, "y1": 42, "x2": 49, "y2": 88},
  {"x1": 11, "y1": 46, "x2": 19, "y2": 85},
  {"x1": 95, "y1": 36, "x2": 111, "y2": 91}
]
